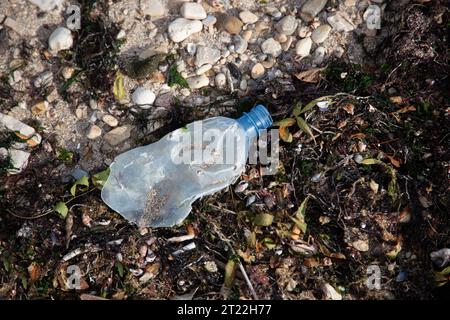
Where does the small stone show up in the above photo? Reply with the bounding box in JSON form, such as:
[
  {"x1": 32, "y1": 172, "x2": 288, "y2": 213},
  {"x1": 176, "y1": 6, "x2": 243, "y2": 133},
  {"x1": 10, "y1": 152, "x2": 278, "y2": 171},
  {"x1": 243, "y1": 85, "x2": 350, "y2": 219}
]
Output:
[
  {"x1": 168, "y1": 18, "x2": 202, "y2": 43},
  {"x1": 87, "y1": 125, "x2": 102, "y2": 140},
  {"x1": 239, "y1": 11, "x2": 258, "y2": 24},
  {"x1": 102, "y1": 115, "x2": 118, "y2": 127},
  {"x1": 282, "y1": 36, "x2": 294, "y2": 51},
  {"x1": 202, "y1": 15, "x2": 217, "y2": 28},
  {"x1": 344, "y1": 0, "x2": 357, "y2": 5},
  {"x1": 233, "y1": 35, "x2": 248, "y2": 54},
  {"x1": 187, "y1": 75, "x2": 209, "y2": 89},
  {"x1": 261, "y1": 58, "x2": 276, "y2": 69},
  {"x1": 31, "y1": 101, "x2": 48, "y2": 115},
  {"x1": 195, "y1": 46, "x2": 221, "y2": 67},
  {"x1": 311, "y1": 24, "x2": 331, "y2": 44},
  {"x1": 275, "y1": 15, "x2": 298, "y2": 35},
  {"x1": 196, "y1": 64, "x2": 212, "y2": 75},
  {"x1": 61, "y1": 66, "x2": 74, "y2": 79},
  {"x1": 274, "y1": 33, "x2": 288, "y2": 43},
  {"x1": 142, "y1": 0, "x2": 166, "y2": 18},
  {"x1": 298, "y1": 26, "x2": 311, "y2": 38},
  {"x1": 215, "y1": 73, "x2": 226, "y2": 87},
  {"x1": 154, "y1": 92, "x2": 175, "y2": 108},
  {"x1": 300, "y1": 0, "x2": 328, "y2": 22},
  {"x1": 216, "y1": 13, "x2": 243, "y2": 35},
  {"x1": 261, "y1": 38, "x2": 282, "y2": 57},
  {"x1": 251, "y1": 63, "x2": 265, "y2": 79},
  {"x1": 327, "y1": 12, "x2": 355, "y2": 32},
  {"x1": 8, "y1": 149, "x2": 30, "y2": 174},
  {"x1": 242, "y1": 30, "x2": 253, "y2": 42},
  {"x1": 312, "y1": 46, "x2": 326, "y2": 65},
  {"x1": 204, "y1": 261, "x2": 218, "y2": 273},
  {"x1": 33, "y1": 71, "x2": 53, "y2": 88},
  {"x1": 132, "y1": 87, "x2": 156, "y2": 108},
  {"x1": 255, "y1": 20, "x2": 270, "y2": 33},
  {"x1": 0, "y1": 113, "x2": 35, "y2": 138},
  {"x1": 180, "y1": 2, "x2": 207, "y2": 20},
  {"x1": 28, "y1": 0, "x2": 62, "y2": 12},
  {"x1": 48, "y1": 27, "x2": 73, "y2": 53},
  {"x1": 104, "y1": 126, "x2": 132, "y2": 146},
  {"x1": 322, "y1": 283, "x2": 342, "y2": 300},
  {"x1": 239, "y1": 79, "x2": 248, "y2": 91},
  {"x1": 4, "y1": 17, "x2": 25, "y2": 35},
  {"x1": 295, "y1": 37, "x2": 312, "y2": 57}
]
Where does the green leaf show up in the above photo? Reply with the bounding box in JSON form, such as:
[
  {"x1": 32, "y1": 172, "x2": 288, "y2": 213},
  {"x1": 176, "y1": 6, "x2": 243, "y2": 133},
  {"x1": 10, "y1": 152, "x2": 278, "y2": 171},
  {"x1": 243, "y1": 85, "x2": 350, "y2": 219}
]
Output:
[
  {"x1": 274, "y1": 118, "x2": 296, "y2": 127},
  {"x1": 296, "y1": 116, "x2": 315, "y2": 142},
  {"x1": 254, "y1": 213, "x2": 274, "y2": 226},
  {"x1": 262, "y1": 238, "x2": 276, "y2": 250},
  {"x1": 292, "y1": 196, "x2": 309, "y2": 233},
  {"x1": 92, "y1": 168, "x2": 110, "y2": 188},
  {"x1": 224, "y1": 260, "x2": 237, "y2": 288},
  {"x1": 113, "y1": 71, "x2": 126, "y2": 101},
  {"x1": 437, "y1": 265, "x2": 450, "y2": 276},
  {"x1": 168, "y1": 64, "x2": 189, "y2": 88},
  {"x1": 361, "y1": 158, "x2": 382, "y2": 165},
  {"x1": 54, "y1": 202, "x2": 68, "y2": 219},
  {"x1": 115, "y1": 262, "x2": 124, "y2": 278},
  {"x1": 293, "y1": 103, "x2": 303, "y2": 117},
  {"x1": 70, "y1": 175, "x2": 90, "y2": 196}
]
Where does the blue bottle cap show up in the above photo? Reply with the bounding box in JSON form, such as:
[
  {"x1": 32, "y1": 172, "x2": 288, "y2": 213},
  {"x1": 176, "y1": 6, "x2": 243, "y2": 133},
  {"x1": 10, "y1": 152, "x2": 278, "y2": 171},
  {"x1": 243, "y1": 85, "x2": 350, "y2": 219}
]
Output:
[{"x1": 236, "y1": 105, "x2": 273, "y2": 140}]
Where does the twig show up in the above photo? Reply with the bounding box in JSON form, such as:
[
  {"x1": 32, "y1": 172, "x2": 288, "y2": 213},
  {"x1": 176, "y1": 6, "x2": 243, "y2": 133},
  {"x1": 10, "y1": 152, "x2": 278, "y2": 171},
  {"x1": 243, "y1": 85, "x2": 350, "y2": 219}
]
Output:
[
  {"x1": 209, "y1": 221, "x2": 259, "y2": 300},
  {"x1": 7, "y1": 208, "x2": 52, "y2": 220}
]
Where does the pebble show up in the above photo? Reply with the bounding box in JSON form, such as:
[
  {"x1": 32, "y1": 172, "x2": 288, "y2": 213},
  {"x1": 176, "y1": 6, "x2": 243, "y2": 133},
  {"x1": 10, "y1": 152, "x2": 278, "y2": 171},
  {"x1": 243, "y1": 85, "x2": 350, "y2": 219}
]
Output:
[
  {"x1": 261, "y1": 38, "x2": 282, "y2": 57},
  {"x1": 195, "y1": 46, "x2": 221, "y2": 67},
  {"x1": 215, "y1": 73, "x2": 226, "y2": 87},
  {"x1": 242, "y1": 30, "x2": 253, "y2": 42},
  {"x1": 233, "y1": 35, "x2": 248, "y2": 54},
  {"x1": 275, "y1": 15, "x2": 298, "y2": 35},
  {"x1": 142, "y1": 0, "x2": 166, "y2": 18},
  {"x1": 327, "y1": 12, "x2": 355, "y2": 32},
  {"x1": 31, "y1": 101, "x2": 48, "y2": 115},
  {"x1": 8, "y1": 149, "x2": 30, "y2": 174},
  {"x1": 0, "y1": 113, "x2": 36, "y2": 138},
  {"x1": 274, "y1": 33, "x2": 288, "y2": 43},
  {"x1": 202, "y1": 15, "x2": 217, "y2": 28},
  {"x1": 29, "y1": 0, "x2": 61, "y2": 12},
  {"x1": 33, "y1": 71, "x2": 53, "y2": 88},
  {"x1": 239, "y1": 79, "x2": 248, "y2": 91},
  {"x1": 102, "y1": 115, "x2": 118, "y2": 127},
  {"x1": 216, "y1": 13, "x2": 243, "y2": 35},
  {"x1": 282, "y1": 36, "x2": 294, "y2": 51},
  {"x1": 132, "y1": 87, "x2": 156, "y2": 107},
  {"x1": 187, "y1": 75, "x2": 209, "y2": 89},
  {"x1": 239, "y1": 11, "x2": 258, "y2": 24},
  {"x1": 168, "y1": 18, "x2": 202, "y2": 43},
  {"x1": 48, "y1": 27, "x2": 73, "y2": 53},
  {"x1": 196, "y1": 64, "x2": 212, "y2": 75},
  {"x1": 300, "y1": 0, "x2": 328, "y2": 22},
  {"x1": 104, "y1": 126, "x2": 132, "y2": 146},
  {"x1": 180, "y1": 2, "x2": 207, "y2": 20},
  {"x1": 4, "y1": 17, "x2": 25, "y2": 36},
  {"x1": 312, "y1": 46, "x2": 326, "y2": 65},
  {"x1": 154, "y1": 92, "x2": 175, "y2": 108},
  {"x1": 311, "y1": 24, "x2": 331, "y2": 44},
  {"x1": 251, "y1": 63, "x2": 265, "y2": 79},
  {"x1": 61, "y1": 66, "x2": 74, "y2": 79},
  {"x1": 86, "y1": 125, "x2": 102, "y2": 140},
  {"x1": 298, "y1": 26, "x2": 311, "y2": 38},
  {"x1": 295, "y1": 37, "x2": 312, "y2": 57}
]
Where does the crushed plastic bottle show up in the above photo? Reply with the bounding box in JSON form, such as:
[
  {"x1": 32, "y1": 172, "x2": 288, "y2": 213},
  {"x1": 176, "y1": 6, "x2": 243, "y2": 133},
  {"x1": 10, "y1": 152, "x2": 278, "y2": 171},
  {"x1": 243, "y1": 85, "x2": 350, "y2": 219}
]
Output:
[{"x1": 101, "y1": 105, "x2": 272, "y2": 227}]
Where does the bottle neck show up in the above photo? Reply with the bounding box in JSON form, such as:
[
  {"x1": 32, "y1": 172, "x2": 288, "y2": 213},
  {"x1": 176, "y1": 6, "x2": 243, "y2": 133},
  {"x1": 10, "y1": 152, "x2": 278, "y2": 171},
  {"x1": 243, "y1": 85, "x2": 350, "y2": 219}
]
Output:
[{"x1": 236, "y1": 105, "x2": 273, "y2": 141}]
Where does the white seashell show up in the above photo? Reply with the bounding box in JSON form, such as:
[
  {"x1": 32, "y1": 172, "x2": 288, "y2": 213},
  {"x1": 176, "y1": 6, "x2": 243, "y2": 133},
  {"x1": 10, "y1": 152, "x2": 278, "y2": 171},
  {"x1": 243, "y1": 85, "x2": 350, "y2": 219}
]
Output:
[
  {"x1": 132, "y1": 87, "x2": 156, "y2": 108},
  {"x1": 48, "y1": 27, "x2": 73, "y2": 53}
]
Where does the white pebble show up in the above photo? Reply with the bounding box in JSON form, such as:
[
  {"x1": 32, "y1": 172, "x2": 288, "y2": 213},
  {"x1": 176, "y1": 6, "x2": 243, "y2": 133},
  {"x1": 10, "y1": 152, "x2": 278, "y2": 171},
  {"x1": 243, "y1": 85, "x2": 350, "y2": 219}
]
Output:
[{"x1": 48, "y1": 27, "x2": 73, "y2": 53}]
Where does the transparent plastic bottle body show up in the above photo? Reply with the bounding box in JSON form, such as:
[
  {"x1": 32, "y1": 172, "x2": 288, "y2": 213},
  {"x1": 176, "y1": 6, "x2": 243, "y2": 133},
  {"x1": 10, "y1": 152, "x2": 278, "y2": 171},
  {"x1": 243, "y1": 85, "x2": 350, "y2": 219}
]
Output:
[{"x1": 101, "y1": 105, "x2": 272, "y2": 228}]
